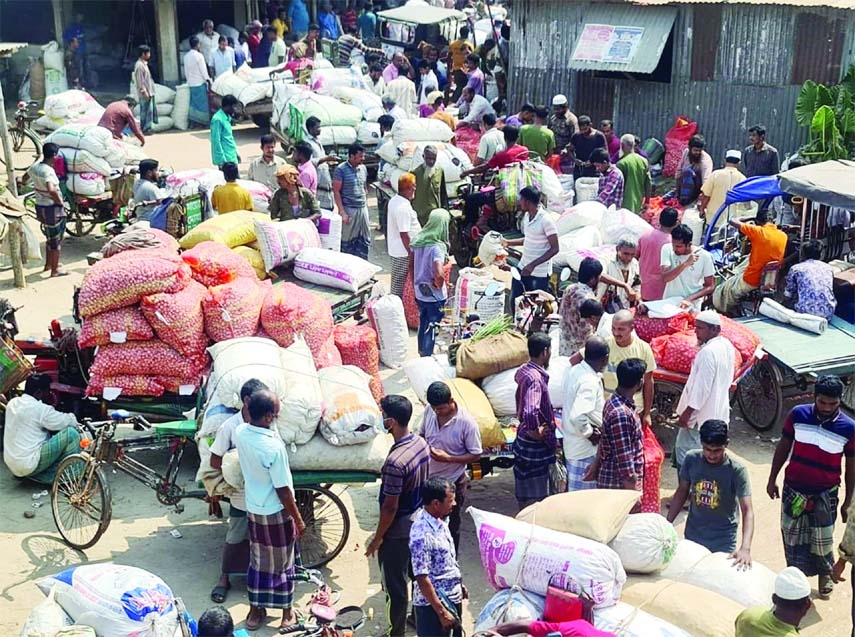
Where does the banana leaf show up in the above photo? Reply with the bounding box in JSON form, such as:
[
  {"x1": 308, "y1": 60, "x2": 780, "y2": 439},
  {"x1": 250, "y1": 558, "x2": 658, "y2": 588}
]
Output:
[
  {"x1": 807, "y1": 105, "x2": 848, "y2": 160},
  {"x1": 796, "y1": 81, "x2": 835, "y2": 126}
]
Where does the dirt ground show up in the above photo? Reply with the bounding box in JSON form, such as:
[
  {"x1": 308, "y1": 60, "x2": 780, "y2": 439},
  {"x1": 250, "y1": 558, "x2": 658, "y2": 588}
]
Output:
[{"x1": 0, "y1": 125, "x2": 852, "y2": 636}]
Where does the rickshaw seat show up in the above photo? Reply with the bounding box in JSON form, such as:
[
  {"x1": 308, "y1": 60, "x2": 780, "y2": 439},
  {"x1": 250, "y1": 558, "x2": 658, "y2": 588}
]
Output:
[{"x1": 153, "y1": 419, "x2": 198, "y2": 440}]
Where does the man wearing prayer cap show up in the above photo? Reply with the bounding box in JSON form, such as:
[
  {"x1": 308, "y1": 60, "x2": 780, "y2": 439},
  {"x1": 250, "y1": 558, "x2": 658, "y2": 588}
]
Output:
[
  {"x1": 548, "y1": 94, "x2": 578, "y2": 175},
  {"x1": 673, "y1": 309, "x2": 736, "y2": 471},
  {"x1": 735, "y1": 567, "x2": 811, "y2": 636}
]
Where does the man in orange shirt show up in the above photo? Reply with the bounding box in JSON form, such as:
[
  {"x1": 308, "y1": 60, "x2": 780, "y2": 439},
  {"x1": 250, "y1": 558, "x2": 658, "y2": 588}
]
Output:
[
  {"x1": 713, "y1": 208, "x2": 787, "y2": 315},
  {"x1": 448, "y1": 26, "x2": 474, "y2": 102}
]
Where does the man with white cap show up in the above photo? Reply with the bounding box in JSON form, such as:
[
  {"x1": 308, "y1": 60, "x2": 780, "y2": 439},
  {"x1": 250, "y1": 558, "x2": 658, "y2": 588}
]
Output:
[
  {"x1": 673, "y1": 309, "x2": 736, "y2": 471},
  {"x1": 548, "y1": 94, "x2": 578, "y2": 174},
  {"x1": 698, "y1": 150, "x2": 749, "y2": 232},
  {"x1": 735, "y1": 567, "x2": 811, "y2": 636}
]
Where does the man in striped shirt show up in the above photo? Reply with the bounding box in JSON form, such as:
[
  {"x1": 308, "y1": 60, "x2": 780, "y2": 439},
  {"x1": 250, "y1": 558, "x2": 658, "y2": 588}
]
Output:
[
  {"x1": 767, "y1": 375, "x2": 855, "y2": 599},
  {"x1": 366, "y1": 395, "x2": 430, "y2": 637}
]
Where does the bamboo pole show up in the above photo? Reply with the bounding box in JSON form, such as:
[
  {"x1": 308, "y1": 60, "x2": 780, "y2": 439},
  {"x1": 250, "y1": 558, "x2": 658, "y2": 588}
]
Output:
[{"x1": 8, "y1": 220, "x2": 25, "y2": 288}]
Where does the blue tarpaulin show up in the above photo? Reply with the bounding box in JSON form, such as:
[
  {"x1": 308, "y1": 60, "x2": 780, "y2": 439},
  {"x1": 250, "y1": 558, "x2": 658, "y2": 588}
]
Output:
[{"x1": 704, "y1": 176, "x2": 784, "y2": 249}]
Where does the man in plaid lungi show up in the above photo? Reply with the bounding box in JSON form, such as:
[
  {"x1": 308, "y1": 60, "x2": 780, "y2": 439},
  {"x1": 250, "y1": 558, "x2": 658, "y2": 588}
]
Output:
[
  {"x1": 235, "y1": 390, "x2": 307, "y2": 631},
  {"x1": 768, "y1": 375, "x2": 855, "y2": 600}
]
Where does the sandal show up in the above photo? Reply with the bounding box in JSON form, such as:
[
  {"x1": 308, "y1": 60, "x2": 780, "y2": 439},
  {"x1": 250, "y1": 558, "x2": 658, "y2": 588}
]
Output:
[
  {"x1": 819, "y1": 575, "x2": 834, "y2": 599},
  {"x1": 246, "y1": 608, "x2": 268, "y2": 632},
  {"x1": 210, "y1": 582, "x2": 230, "y2": 603}
]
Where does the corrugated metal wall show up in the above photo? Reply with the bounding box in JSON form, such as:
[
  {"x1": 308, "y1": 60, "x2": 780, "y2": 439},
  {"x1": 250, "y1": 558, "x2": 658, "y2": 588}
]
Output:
[{"x1": 509, "y1": 1, "x2": 855, "y2": 165}]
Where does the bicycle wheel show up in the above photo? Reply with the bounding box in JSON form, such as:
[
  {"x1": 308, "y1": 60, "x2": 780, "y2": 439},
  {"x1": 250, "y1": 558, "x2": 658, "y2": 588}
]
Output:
[
  {"x1": 295, "y1": 485, "x2": 350, "y2": 568},
  {"x1": 65, "y1": 205, "x2": 99, "y2": 237},
  {"x1": 736, "y1": 358, "x2": 782, "y2": 432},
  {"x1": 3, "y1": 128, "x2": 42, "y2": 172},
  {"x1": 51, "y1": 454, "x2": 112, "y2": 550}
]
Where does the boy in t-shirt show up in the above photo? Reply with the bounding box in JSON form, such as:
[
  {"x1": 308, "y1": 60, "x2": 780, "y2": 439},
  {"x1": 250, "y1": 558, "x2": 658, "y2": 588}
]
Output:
[{"x1": 667, "y1": 419, "x2": 754, "y2": 568}]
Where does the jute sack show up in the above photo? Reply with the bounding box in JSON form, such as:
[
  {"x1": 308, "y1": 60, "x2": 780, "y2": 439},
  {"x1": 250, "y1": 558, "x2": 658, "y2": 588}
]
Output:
[
  {"x1": 620, "y1": 577, "x2": 744, "y2": 637},
  {"x1": 516, "y1": 489, "x2": 641, "y2": 544},
  {"x1": 455, "y1": 330, "x2": 529, "y2": 380},
  {"x1": 446, "y1": 378, "x2": 504, "y2": 448}
]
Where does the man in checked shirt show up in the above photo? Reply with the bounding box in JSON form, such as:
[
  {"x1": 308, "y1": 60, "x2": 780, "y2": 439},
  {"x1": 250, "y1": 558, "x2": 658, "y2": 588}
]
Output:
[{"x1": 585, "y1": 357, "x2": 645, "y2": 508}]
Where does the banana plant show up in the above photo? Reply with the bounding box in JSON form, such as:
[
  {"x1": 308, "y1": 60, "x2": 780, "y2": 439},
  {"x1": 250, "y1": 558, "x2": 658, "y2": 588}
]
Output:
[{"x1": 795, "y1": 65, "x2": 855, "y2": 161}]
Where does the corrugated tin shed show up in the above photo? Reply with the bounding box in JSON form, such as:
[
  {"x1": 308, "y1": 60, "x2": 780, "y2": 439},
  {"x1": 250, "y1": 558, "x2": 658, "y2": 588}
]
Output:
[{"x1": 0, "y1": 43, "x2": 28, "y2": 58}]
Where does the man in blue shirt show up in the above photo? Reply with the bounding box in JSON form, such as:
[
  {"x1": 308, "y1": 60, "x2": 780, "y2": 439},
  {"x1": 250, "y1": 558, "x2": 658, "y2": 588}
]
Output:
[
  {"x1": 210, "y1": 95, "x2": 240, "y2": 168},
  {"x1": 358, "y1": 2, "x2": 378, "y2": 41},
  {"x1": 289, "y1": 0, "x2": 311, "y2": 39},
  {"x1": 235, "y1": 390, "x2": 306, "y2": 631}
]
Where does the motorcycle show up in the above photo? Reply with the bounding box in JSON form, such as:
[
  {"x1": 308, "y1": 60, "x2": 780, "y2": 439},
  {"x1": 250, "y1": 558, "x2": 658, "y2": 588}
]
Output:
[{"x1": 449, "y1": 178, "x2": 520, "y2": 268}]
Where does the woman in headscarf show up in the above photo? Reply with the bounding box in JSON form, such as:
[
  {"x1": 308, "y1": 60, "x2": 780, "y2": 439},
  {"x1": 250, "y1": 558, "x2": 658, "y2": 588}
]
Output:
[
  {"x1": 411, "y1": 208, "x2": 450, "y2": 356},
  {"x1": 268, "y1": 163, "x2": 321, "y2": 221}
]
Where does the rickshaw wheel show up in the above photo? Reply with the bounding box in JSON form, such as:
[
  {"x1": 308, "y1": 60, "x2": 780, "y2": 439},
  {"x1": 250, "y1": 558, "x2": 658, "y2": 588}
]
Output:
[
  {"x1": 652, "y1": 380, "x2": 683, "y2": 457},
  {"x1": 51, "y1": 454, "x2": 112, "y2": 550},
  {"x1": 736, "y1": 358, "x2": 782, "y2": 432},
  {"x1": 295, "y1": 485, "x2": 350, "y2": 568}
]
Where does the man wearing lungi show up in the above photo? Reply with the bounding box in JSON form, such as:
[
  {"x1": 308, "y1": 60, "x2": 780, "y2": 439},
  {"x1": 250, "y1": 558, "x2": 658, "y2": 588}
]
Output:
[
  {"x1": 23, "y1": 143, "x2": 67, "y2": 277},
  {"x1": 235, "y1": 390, "x2": 306, "y2": 631},
  {"x1": 513, "y1": 333, "x2": 558, "y2": 510},
  {"x1": 333, "y1": 143, "x2": 371, "y2": 260},
  {"x1": 767, "y1": 375, "x2": 855, "y2": 599}
]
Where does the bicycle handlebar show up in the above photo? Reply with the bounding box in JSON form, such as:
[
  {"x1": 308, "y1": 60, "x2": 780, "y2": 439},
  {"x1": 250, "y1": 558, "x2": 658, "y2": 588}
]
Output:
[{"x1": 80, "y1": 413, "x2": 151, "y2": 435}]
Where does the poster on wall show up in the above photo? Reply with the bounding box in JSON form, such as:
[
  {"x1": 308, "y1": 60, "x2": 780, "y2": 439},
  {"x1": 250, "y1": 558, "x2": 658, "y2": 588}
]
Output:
[{"x1": 572, "y1": 24, "x2": 645, "y2": 63}]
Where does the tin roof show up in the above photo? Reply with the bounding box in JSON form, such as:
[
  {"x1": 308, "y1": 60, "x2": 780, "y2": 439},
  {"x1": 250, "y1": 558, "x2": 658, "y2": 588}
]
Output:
[
  {"x1": 627, "y1": 0, "x2": 855, "y2": 9},
  {"x1": 0, "y1": 42, "x2": 28, "y2": 57}
]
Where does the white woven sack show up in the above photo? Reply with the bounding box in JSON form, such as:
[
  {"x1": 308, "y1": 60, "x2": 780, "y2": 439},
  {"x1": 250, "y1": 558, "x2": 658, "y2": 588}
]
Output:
[
  {"x1": 553, "y1": 226, "x2": 603, "y2": 267},
  {"x1": 469, "y1": 507, "x2": 626, "y2": 606},
  {"x1": 391, "y1": 118, "x2": 454, "y2": 143},
  {"x1": 357, "y1": 121, "x2": 382, "y2": 145},
  {"x1": 317, "y1": 209, "x2": 342, "y2": 251},
  {"x1": 287, "y1": 92, "x2": 363, "y2": 128},
  {"x1": 221, "y1": 448, "x2": 243, "y2": 489},
  {"x1": 67, "y1": 173, "x2": 106, "y2": 196},
  {"x1": 293, "y1": 247, "x2": 381, "y2": 293},
  {"x1": 153, "y1": 83, "x2": 176, "y2": 104},
  {"x1": 608, "y1": 513, "x2": 679, "y2": 573},
  {"x1": 46, "y1": 124, "x2": 113, "y2": 158},
  {"x1": 394, "y1": 143, "x2": 473, "y2": 182},
  {"x1": 556, "y1": 200, "x2": 607, "y2": 235},
  {"x1": 172, "y1": 84, "x2": 190, "y2": 131},
  {"x1": 287, "y1": 430, "x2": 392, "y2": 472},
  {"x1": 42, "y1": 41, "x2": 65, "y2": 71},
  {"x1": 366, "y1": 289, "x2": 409, "y2": 368},
  {"x1": 594, "y1": 602, "x2": 692, "y2": 637},
  {"x1": 44, "y1": 89, "x2": 98, "y2": 119},
  {"x1": 216, "y1": 23, "x2": 240, "y2": 42},
  {"x1": 255, "y1": 218, "x2": 322, "y2": 271},
  {"x1": 600, "y1": 206, "x2": 654, "y2": 245},
  {"x1": 278, "y1": 336, "x2": 323, "y2": 445},
  {"x1": 474, "y1": 590, "x2": 545, "y2": 634},
  {"x1": 317, "y1": 125, "x2": 357, "y2": 147},
  {"x1": 481, "y1": 366, "x2": 520, "y2": 417},
  {"x1": 547, "y1": 355, "x2": 571, "y2": 408},
  {"x1": 403, "y1": 356, "x2": 449, "y2": 404},
  {"x1": 58, "y1": 148, "x2": 112, "y2": 177},
  {"x1": 318, "y1": 365, "x2": 383, "y2": 446},
  {"x1": 207, "y1": 337, "x2": 287, "y2": 409},
  {"x1": 150, "y1": 116, "x2": 173, "y2": 133}
]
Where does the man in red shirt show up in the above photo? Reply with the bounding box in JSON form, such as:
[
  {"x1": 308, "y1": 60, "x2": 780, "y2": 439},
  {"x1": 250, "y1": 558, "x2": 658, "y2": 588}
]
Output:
[
  {"x1": 97, "y1": 96, "x2": 145, "y2": 145},
  {"x1": 637, "y1": 206, "x2": 679, "y2": 301},
  {"x1": 246, "y1": 20, "x2": 263, "y2": 59},
  {"x1": 460, "y1": 125, "x2": 529, "y2": 178}
]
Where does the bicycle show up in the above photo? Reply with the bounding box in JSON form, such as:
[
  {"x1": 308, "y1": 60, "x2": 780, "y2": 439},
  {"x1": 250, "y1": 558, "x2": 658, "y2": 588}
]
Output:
[
  {"x1": 0, "y1": 100, "x2": 43, "y2": 172},
  {"x1": 279, "y1": 567, "x2": 366, "y2": 636}
]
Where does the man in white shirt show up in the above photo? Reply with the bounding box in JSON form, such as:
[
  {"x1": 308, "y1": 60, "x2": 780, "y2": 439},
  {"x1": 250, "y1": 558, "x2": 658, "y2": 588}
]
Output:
[
  {"x1": 197, "y1": 19, "x2": 220, "y2": 73},
  {"x1": 265, "y1": 26, "x2": 288, "y2": 67},
  {"x1": 184, "y1": 37, "x2": 212, "y2": 126},
  {"x1": 660, "y1": 223, "x2": 716, "y2": 310},
  {"x1": 475, "y1": 112, "x2": 505, "y2": 166},
  {"x1": 381, "y1": 95, "x2": 408, "y2": 123},
  {"x1": 417, "y1": 59, "x2": 439, "y2": 105},
  {"x1": 368, "y1": 63, "x2": 386, "y2": 97},
  {"x1": 212, "y1": 35, "x2": 236, "y2": 78},
  {"x1": 386, "y1": 171, "x2": 421, "y2": 298},
  {"x1": 503, "y1": 186, "x2": 559, "y2": 310},
  {"x1": 456, "y1": 87, "x2": 496, "y2": 128},
  {"x1": 248, "y1": 134, "x2": 285, "y2": 193},
  {"x1": 674, "y1": 310, "x2": 736, "y2": 470},
  {"x1": 3, "y1": 374, "x2": 80, "y2": 484},
  {"x1": 561, "y1": 336, "x2": 609, "y2": 490},
  {"x1": 208, "y1": 379, "x2": 268, "y2": 605}
]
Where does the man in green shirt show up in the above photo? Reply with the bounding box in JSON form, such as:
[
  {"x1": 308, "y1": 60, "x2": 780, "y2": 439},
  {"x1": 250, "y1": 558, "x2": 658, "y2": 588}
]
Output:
[
  {"x1": 735, "y1": 567, "x2": 811, "y2": 637},
  {"x1": 519, "y1": 106, "x2": 555, "y2": 161},
  {"x1": 210, "y1": 94, "x2": 240, "y2": 168},
  {"x1": 412, "y1": 146, "x2": 448, "y2": 227},
  {"x1": 616, "y1": 133, "x2": 650, "y2": 214}
]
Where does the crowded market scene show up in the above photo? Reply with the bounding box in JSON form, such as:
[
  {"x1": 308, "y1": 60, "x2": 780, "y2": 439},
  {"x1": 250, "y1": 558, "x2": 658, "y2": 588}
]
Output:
[{"x1": 1, "y1": 0, "x2": 855, "y2": 636}]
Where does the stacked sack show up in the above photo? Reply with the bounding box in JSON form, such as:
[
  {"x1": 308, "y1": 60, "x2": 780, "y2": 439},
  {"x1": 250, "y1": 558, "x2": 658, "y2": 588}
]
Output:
[
  {"x1": 130, "y1": 83, "x2": 177, "y2": 133},
  {"x1": 78, "y1": 246, "x2": 208, "y2": 397},
  {"x1": 46, "y1": 123, "x2": 147, "y2": 194},
  {"x1": 167, "y1": 168, "x2": 273, "y2": 213},
  {"x1": 213, "y1": 66, "x2": 274, "y2": 110},
  {"x1": 178, "y1": 208, "x2": 271, "y2": 273},
  {"x1": 334, "y1": 323, "x2": 383, "y2": 402},
  {"x1": 34, "y1": 89, "x2": 104, "y2": 131}
]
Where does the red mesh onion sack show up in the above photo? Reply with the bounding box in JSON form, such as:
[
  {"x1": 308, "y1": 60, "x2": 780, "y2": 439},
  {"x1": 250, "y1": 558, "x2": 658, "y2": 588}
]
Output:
[
  {"x1": 87, "y1": 374, "x2": 165, "y2": 397},
  {"x1": 260, "y1": 283, "x2": 334, "y2": 356},
  {"x1": 633, "y1": 316, "x2": 674, "y2": 343},
  {"x1": 650, "y1": 332, "x2": 699, "y2": 375},
  {"x1": 454, "y1": 126, "x2": 482, "y2": 163},
  {"x1": 403, "y1": 262, "x2": 451, "y2": 330},
  {"x1": 78, "y1": 249, "x2": 191, "y2": 317},
  {"x1": 203, "y1": 278, "x2": 269, "y2": 343},
  {"x1": 663, "y1": 116, "x2": 698, "y2": 178},
  {"x1": 181, "y1": 240, "x2": 258, "y2": 288},
  {"x1": 719, "y1": 316, "x2": 761, "y2": 362},
  {"x1": 141, "y1": 279, "x2": 209, "y2": 357},
  {"x1": 78, "y1": 306, "x2": 154, "y2": 348},
  {"x1": 642, "y1": 426, "x2": 665, "y2": 513},
  {"x1": 89, "y1": 340, "x2": 207, "y2": 379},
  {"x1": 314, "y1": 335, "x2": 342, "y2": 369},
  {"x1": 101, "y1": 228, "x2": 180, "y2": 258},
  {"x1": 333, "y1": 323, "x2": 383, "y2": 401}
]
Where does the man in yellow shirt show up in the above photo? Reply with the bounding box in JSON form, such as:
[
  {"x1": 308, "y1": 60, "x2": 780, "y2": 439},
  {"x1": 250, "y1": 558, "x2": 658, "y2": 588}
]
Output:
[
  {"x1": 272, "y1": 8, "x2": 290, "y2": 39},
  {"x1": 735, "y1": 567, "x2": 811, "y2": 637},
  {"x1": 211, "y1": 162, "x2": 253, "y2": 213},
  {"x1": 448, "y1": 26, "x2": 474, "y2": 102},
  {"x1": 698, "y1": 149, "x2": 750, "y2": 234}
]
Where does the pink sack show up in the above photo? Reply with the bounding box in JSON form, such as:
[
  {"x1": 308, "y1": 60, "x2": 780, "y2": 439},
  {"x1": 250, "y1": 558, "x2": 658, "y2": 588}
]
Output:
[
  {"x1": 140, "y1": 279, "x2": 209, "y2": 356},
  {"x1": 78, "y1": 306, "x2": 154, "y2": 348},
  {"x1": 454, "y1": 126, "x2": 482, "y2": 163},
  {"x1": 89, "y1": 340, "x2": 207, "y2": 379},
  {"x1": 260, "y1": 283, "x2": 334, "y2": 357},
  {"x1": 101, "y1": 228, "x2": 180, "y2": 258},
  {"x1": 203, "y1": 278, "x2": 268, "y2": 342},
  {"x1": 78, "y1": 249, "x2": 191, "y2": 317},
  {"x1": 663, "y1": 116, "x2": 698, "y2": 178},
  {"x1": 181, "y1": 241, "x2": 258, "y2": 288}
]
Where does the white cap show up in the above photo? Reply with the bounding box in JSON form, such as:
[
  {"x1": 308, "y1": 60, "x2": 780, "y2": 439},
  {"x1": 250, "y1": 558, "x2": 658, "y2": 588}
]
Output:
[
  {"x1": 725, "y1": 149, "x2": 742, "y2": 162},
  {"x1": 695, "y1": 309, "x2": 721, "y2": 326},
  {"x1": 775, "y1": 567, "x2": 811, "y2": 600},
  {"x1": 552, "y1": 94, "x2": 568, "y2": 106}
]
